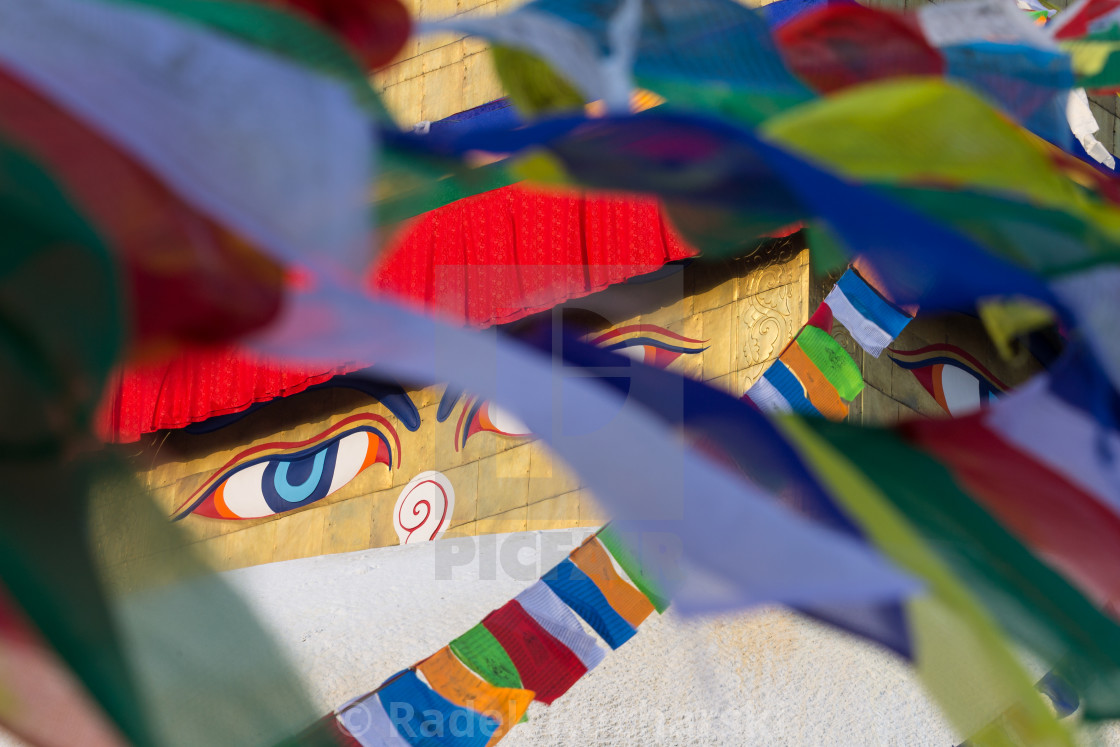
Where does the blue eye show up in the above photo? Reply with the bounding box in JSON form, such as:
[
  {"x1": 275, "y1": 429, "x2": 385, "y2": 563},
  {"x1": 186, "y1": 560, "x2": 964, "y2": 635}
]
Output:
[
  {"x1": 263, "y1": 444, "x2": 340, "y2": 507},
  {"x1": 172, "y1": 414, "x2": 399, "y2": 521}
]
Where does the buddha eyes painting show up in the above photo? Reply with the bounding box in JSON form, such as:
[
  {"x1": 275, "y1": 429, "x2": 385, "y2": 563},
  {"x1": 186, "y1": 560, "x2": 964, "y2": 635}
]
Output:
[{"x1": 172, "y1": 414, "x2": 400, "y2": 521}]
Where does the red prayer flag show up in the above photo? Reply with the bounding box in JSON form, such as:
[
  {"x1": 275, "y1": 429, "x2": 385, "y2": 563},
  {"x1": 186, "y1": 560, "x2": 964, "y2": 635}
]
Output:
[{"x1": 481, "y1": 601, "x2": 587, "y2": 705}]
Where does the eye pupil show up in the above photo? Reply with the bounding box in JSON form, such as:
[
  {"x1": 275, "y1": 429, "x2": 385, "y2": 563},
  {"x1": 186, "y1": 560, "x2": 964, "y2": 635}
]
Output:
[
  {"x1": 262, "y1": 442, "x2": 340, "y2": 511},
  {"x1": 272, "y1": 450, "x2": 330, "y2": 503}
]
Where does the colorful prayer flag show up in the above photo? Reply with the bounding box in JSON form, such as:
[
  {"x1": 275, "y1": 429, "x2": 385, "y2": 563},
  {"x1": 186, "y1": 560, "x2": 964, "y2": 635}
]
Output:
[
  {"x1": 596, "y1": 526, "x2": 672, "y2": 613},
  {"x1": 514, "y1": 582, "x2": 605, "y2": 672},
  {"x1": 745, "y1": 359, "x2": 821, "y2": 416},
  {"x1": 448, "y1": 626, "x2": 523, "y2": 692},
  {"x1": 415, "y1": 648, "x2": 533, "y2": 746},
  {"x1": 542, "y1": 559, "x2": 638, "y2": 650},
  {"x1": 780, "y1": 336, "x2": 853, "y2": 420},
  {"x1": 824, "y1": 269, "x2": 913, "y2": 357},
  {"x1": 366, "y1": 670, "x2": 498, "y2": 747},
  {"x1": 791, "y1": 325, "x2": 864, "y2": 400},
  {"x1": 568, "y1": 537, "x2": 656, "y2": 630},
  {"x1": 480, "y1": 601, "x2": 588, "y2": 705}
]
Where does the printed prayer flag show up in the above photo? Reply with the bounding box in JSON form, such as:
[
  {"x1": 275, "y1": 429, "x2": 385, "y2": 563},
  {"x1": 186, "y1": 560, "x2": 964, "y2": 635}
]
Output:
[
  {"x1": 374, "y1": 670, "x2": 497, "y2": 747},
  {"x1": 514, "y1": 582, "x2": 605, "y2": 672},
  {"x1": 824, "y1": 269, "x2": 913, "y2": 357},
  {"x1": 568, "y1": 537, "x2": 656, "y2": 629},
  {"x1": 780, "y1": 340, "x2": 851, "y2": 420},
  {"x1": 805, "y1": 302, "x2": 834, "y2": 333},
  {"x1": 416, "y1": 648, "x2": 533, "y2": 746},
  {"x1": 792, "y1": 325, "x2": 864, "y2": 401},
  {"x1": 481, "y1": 601, "x2": 588, "y2": 705},
  {"x1": 336, "y1": 692, "x2": 411, "y2": 747},
  {"x1": 745, "y1": 360, "x2": 821, "y2": 416},
  {"x1": 596, "y1": 526, "x2": 672, "y2": 613},
  {"x1": 448, "y1": 626, "x2": 523, "y2": 692},
  {"x1": 542, "y1": 559, "x2": 638, "y2": 650}
]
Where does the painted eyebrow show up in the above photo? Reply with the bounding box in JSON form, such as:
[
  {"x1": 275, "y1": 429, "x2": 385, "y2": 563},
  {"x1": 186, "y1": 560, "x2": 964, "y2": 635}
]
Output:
[
  {"x1": 183, "y1": 371, "x2": 421, "y2": 434},
  {"x1": 889, "y1": 343, "x2": 1009, "y2": 390},
  {"x1": 437, "y1": 386, "x2": 463, "y2": 423},
  {"x1": 588, "y1": 324, "x2": 707, "y2": 347},
  {"x1": 438, "y1": 325, "x2": 708, "y2": 423},
  {"x1": 170, "y1": 413, "x2": 400, "y2": 518}
]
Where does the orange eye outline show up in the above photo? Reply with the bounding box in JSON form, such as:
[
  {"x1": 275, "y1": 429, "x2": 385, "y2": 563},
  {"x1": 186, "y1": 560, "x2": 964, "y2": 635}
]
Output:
[{"x1": 452, "y1": 396, "x2": 533, "y2": 451}]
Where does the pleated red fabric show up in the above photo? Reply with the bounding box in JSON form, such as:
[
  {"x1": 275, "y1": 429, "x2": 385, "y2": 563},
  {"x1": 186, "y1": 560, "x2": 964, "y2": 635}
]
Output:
[
  {"x1": 370, "y1": 184, "x2": 696, "y2": 326},
  {"x1": 97, "y1": 185, "x2": 699, "y2": 442},
  {"x1": 95, "y1": 350, "x2": 351, "y2": 442}
]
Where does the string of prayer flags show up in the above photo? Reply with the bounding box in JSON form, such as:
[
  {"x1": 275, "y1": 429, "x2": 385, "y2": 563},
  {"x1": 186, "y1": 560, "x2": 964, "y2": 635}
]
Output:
[
  {"x1": 745, "y1": 294, "x2": 864, "y2": 420},
  {"x1": 311, "y1": 525, "x2": 670, "y2": 745},
  {"x1": 416, "y1": 90, "x2": 1057, "y2": 324},
  {"x1": 823, "y1": 268, "x2": 914, "y2": 357},
  {"x1": 0, "y1": 0, "x2": 376, "y2": 276},
  {"x1": 805, "y1": 414, "x2": 1120, "y2": 720},
  {"x1": 901, "y1": 350, "x2": 1120, "y2": 611},
  {"x1": 519, "y1": 326, "x2": 1077, "y2": 743}
]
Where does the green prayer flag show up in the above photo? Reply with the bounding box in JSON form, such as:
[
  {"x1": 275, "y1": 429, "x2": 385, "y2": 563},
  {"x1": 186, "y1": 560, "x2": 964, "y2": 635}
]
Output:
[
  {"x1": 449, "y1": 624, "x2": 523, "y2": 690},
  {"x1": 795, "y1": 326, "x2": 864, "y2": 401}
]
